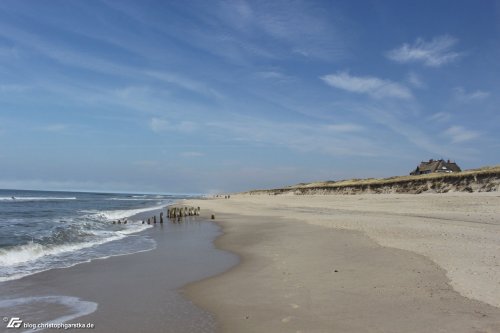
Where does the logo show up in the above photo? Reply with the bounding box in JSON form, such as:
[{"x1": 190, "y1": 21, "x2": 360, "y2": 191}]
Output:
[{"x1": 6, "y1": 317, "x2": 23, "y2": 328}]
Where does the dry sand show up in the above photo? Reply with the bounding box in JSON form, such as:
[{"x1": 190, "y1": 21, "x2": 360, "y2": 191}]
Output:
[{"x1": 185, "y1": 193, "x2": 500, "y2": 332}]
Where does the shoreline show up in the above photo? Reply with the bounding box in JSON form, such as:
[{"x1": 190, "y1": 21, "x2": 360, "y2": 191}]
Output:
[
  {"x1": 2, "y1": 193, "x2": 499, "y2": 332},
  {"x1": 0, "y1": 213, "x2": 237, "y2": 333},
  {"x1": 184, "y1": 193, "x2": 500, "y2": 332}
]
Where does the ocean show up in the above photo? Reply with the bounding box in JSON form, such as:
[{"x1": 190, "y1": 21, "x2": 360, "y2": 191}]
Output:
[
  {"x1": 0, "y1": 189, "x2": 238, "y2": 332},
  {"x1": 0, "y1": 189, "x2": 194, "y2": 282}
]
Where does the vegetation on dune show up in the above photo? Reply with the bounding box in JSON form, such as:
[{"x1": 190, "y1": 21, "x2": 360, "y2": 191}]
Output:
[{"x1": 242, "y1": 165, "x2": 500, "y2": 195}]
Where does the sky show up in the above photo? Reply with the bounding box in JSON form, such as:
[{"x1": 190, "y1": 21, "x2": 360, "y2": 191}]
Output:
[{"x1": 0, "y1": 0, "x2": 499, "y2": 194}]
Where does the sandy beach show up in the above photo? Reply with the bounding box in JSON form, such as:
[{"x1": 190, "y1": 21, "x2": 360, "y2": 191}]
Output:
[
  {"x1": 2, "y1": 193, "x2": 499, "y2": 332},
  {"x1": 2, "y1": 1, "x2": 498, "y2": 332},
  {"x1": 185, "y1": 193, "x2": 500, "y2": 332}
]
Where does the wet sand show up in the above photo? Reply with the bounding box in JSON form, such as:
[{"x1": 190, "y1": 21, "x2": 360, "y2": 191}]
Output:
[
  {"x1": 2, "y1": 193, "x2": 499, "y2": 332},
  {"x1": 0, "y1": 217, "x2": 237, "y2": 333},
  {"x1": 184, "y1": 194, "x2": 500, "y2": 332}
]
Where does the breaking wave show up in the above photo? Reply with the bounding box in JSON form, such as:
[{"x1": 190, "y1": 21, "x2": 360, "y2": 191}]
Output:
[{"x1": 0, "y1": 196, "x2": 77, "y2": 201}]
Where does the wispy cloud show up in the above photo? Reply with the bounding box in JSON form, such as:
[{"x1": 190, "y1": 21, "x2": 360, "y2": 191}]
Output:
[
  {"x1": 444, "y1": 125, "x2": 480, "y2": 143},
  {"x1": 0, "y1": 45, "x2": 19, "y2": 58},
  {"x1": 428, "y1": 112, "x2": 451, "y2": 122},
  {"x1": 453, "y1": 87, "x2": 490, "y2": 102},
  {"x1": 146, "y1": 71, "x2": 224, "y2": 100},
  {"x1": 0, "y1": 21, "x2": 224, "y2": 105},
  {"x1": 215, "y1": 0, "x2": 254, "y2": 30},
  {"x1": 207, "y1": 118, "x2": 386, "y2": 157},
  {"x1": 0, "y1": 84, "x2": 30, "y2": 93},
  {"x1": 150, "y1": 118, "x2": 198, "y2": 134},
  {"x1": 178, "y1": 121, "x2": 198, "y2": 133},
  {"x1": 340, "y1": 102, "x2": 468, "y2": 158},
  {"x1": 254, "y1": 71, "x2": 293, "y2": 82},
  {"x1": 180, "y1": 151, "x2": 204, "y2": 157},
  {"x1": 118, "y1": 0, "x2": 350, "y2": 63},
  {"x1": 325, "y1": 123, "x2": 364, "y2": 133},
  {"x1": 387, "y1": 35, "x2": 462, "y2": 67},
  {"x1": 150, "y1": 118, "x2": 169, "y2": 132},
  {"x1": 321, "y1": 71, "x2": 412, "y2": 99},
  {"x1": 0, "y1": 22, "x2": 132, "y2": 77},
  {"x1": 251, "y1": 0, "x2": 348, "y2": 60},
  {"x1": 407, "y1": 72, "x2": 425, "y2": 88},
  {"x1": 41, "y1": 124, "x2": 69, "y2": 132},
  {"x1": 133, "y1": 160, "x2": 160, "y2": 168}
]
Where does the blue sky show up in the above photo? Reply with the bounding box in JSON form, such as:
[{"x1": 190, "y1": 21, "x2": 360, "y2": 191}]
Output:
[{"x1": 0, "y1": 0, "x2": 499, "y2": 193}]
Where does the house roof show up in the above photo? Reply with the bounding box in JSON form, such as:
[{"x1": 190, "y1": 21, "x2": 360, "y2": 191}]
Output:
[{"x1": 417, "y1": 159, "x2": 461, "y2": 173}]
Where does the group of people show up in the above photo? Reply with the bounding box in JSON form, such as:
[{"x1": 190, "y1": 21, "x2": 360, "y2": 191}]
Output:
[{"x1": 214, "y1": 195, "x2": 231, "y2": 199}]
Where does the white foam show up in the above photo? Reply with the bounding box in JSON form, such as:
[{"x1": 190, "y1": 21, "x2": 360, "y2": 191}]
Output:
[
  {"x1": 0, "y1": 196, "x2": 76, "y2": 201},
  {"x1": 0, "y1": 224, "x2": 152, "y2": 268},
  {"x1": 0, "y1": 239, "x2": 119, "y2": 267},
  {"x1": 106, "y1": 198, "x2": 161, "y2": 201},
  {"x1": 0, "y1": 200, "x2": 164, "y2": 283},
  {"x1": 0, "y1": 296, "x2": 97, "y2": 333},
  {"x1": 117, "y1": 223, "x2": 152, "y2": 235},
  {"x1": 0, "y1": 234, "x2": 156, "y2": 283},
  {"x1": 88, "y1": 203, "x2": 167, "y2": 221}
]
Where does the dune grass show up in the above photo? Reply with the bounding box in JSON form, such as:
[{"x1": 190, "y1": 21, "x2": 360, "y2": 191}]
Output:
[{"x1": 244, "y1": 165, "x2": 500, "y2": 193}]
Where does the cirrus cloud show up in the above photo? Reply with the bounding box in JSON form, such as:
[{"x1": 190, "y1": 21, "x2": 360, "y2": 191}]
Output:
[
  {"x1": 444, "y1": 126, "x2": 480, "y2": 143},
  {"x1": 181, "y1": 151, "x2": 204, "y2": 157},
  {"x1": 386, "y1": 35, "x2": 462, "y2": 67},
  {"x1": 453, "y1": 87, "x2": 490, "y2": 102},
  {"x1": 150, "y1": 117, "x2": 169, "y2": 132},
  {"x1": 321, "y1": 71, "x2": 412, "y2": 99}
]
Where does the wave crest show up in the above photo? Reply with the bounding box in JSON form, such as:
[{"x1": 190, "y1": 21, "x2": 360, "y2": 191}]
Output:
[{"x1": 0, "y1": 196, "x2": 77, "y2": 201}]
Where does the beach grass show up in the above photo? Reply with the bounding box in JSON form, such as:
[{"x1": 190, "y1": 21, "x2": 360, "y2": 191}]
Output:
[{"x1": 243, "y1": 165, "x2": 500, "y2": 194}]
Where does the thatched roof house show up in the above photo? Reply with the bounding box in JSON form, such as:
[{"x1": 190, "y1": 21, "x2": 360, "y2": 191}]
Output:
[{"x1": 410, "y1": 159, "x2": 461, "y2": 175}]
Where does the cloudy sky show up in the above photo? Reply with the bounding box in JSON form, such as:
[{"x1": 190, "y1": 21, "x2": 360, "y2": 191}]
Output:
[{"x1": 0, "y1": 0, "x2": 499, "y2": 193}]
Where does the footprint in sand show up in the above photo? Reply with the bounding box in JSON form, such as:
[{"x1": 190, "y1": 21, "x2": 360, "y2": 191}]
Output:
[
  {"x1": 290, "y1": 303, "x2": 300, "y2": 309},
  {"x1": 282, "y1": 316, "x2": 293, "y2": 323}
]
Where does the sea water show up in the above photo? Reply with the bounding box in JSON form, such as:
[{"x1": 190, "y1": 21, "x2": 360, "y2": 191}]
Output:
[
  {"x1": 0, "y1": 189, "x2": 195, "y2": 282},
  {"x1": 0, "y1": 189, "x2": 238, "y2": 333}
]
